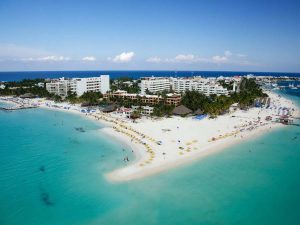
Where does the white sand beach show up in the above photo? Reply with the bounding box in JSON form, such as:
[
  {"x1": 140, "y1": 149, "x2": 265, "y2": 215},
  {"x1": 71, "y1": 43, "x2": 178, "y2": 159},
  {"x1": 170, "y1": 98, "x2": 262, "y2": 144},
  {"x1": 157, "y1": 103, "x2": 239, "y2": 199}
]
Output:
[
  {"x1": 104, "y1": 91, "x2": 298, "y2": 182},
  {"x1": 1, "y1": 91, "x2": 298, "y2": 182}
]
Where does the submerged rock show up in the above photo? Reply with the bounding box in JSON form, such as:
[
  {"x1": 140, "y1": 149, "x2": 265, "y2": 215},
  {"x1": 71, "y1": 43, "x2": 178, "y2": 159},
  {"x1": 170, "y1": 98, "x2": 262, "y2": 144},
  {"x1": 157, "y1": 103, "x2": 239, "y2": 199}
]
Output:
[
  {"x1": 39, "y1": 166, "x2": 45, "y2": 172},
  {"x1": 74, "y1": 127, "x2": 85, "y2": 132},
  {"x1": 40, "y1": 192, "x2": 54, "y2": 206}
]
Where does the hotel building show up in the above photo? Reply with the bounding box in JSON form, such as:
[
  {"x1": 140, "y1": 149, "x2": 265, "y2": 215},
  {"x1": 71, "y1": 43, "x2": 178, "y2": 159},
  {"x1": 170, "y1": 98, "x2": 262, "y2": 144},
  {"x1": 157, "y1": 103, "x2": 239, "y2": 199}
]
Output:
[
  {"x1": 46, "y1": 75, "x2": 110, "y2": 97},
  {"x1": 103, "y1": 90, "x2": 181, "y2": 106},
  {"x1": 140, "y1": 76, "x2": 234, "y2": 96},
  {"x1": 171, "y1": 77, "x2": 230, "y2": 96},
  {"x1": 140, "y1": 77, "x2": 171, "y2": 94},
  {"x1": 132, "y1": 105, "x2": 154, "y2": 116}
]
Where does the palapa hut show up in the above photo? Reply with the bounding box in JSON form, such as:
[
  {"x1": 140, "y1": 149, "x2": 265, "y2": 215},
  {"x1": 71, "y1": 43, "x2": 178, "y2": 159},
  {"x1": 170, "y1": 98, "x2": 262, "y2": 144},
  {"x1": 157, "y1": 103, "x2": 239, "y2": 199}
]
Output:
[
  {"x1": 102, "y1": 104, "x2": 117, "y2": 113},
  {"x1": 172, "y1": 105, "x2": 192, "y2": 116},
  {"x1": 20, "y1": 93, "x2": 36, "y2": 98}
]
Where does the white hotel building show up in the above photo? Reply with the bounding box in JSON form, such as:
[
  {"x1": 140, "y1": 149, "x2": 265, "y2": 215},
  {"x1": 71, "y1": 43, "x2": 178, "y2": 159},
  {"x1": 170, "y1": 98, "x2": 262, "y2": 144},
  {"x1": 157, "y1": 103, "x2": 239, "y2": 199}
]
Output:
[
  {"x1": 171, "y1": 77, "x2": 231, "y2": 96},
  {"x1": 140, "y1": 76, "x2": 234, "y2": 96},
  {"x1": 140, "y1": 77, "x2": 171, "y2": 94},
  {"x1": 46, "y1": 75, "x2": 110, "y2": 97}
]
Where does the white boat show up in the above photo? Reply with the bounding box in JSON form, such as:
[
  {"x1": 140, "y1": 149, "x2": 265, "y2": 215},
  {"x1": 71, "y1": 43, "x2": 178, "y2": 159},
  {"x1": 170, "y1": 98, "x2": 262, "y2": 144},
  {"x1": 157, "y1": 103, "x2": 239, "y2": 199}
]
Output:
[
  {"x1": 288, "y1": 83, "x2": 297, "y2": 89},
  {"x1": 271, "y1": 83, "x2": 278, "y2": 87}
]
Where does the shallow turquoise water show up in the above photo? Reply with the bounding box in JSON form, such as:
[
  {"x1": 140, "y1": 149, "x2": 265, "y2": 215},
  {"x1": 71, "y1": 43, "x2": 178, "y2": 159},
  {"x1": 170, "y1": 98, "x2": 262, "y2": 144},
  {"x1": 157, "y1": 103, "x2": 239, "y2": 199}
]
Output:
[{"x1": 0, "y1": 92, "x2": 300, "y2": 225}]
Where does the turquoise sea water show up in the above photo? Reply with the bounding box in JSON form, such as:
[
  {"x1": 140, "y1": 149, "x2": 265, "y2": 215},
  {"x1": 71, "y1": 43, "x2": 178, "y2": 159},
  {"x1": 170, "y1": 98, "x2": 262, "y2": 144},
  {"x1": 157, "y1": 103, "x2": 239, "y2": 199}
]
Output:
[{"x1": 0, "y1": 90, "x2": 300, "y2": 225}]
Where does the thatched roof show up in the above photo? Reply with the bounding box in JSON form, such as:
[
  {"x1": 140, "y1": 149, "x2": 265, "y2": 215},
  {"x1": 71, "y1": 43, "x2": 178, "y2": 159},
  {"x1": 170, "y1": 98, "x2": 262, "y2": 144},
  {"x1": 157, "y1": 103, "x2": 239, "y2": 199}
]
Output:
[
  {"x1": 172, "y1": 105, "x2": 192, "y2": 116},
  {"x1": 102, "y1": 104, "x2": 117, "y2": 113},
  {"x1": 194, "y1": 109, "x2": 204, "y2": 115},
  {"x1": 20, "y1": 93, "x2": 36, "y2": 98}
]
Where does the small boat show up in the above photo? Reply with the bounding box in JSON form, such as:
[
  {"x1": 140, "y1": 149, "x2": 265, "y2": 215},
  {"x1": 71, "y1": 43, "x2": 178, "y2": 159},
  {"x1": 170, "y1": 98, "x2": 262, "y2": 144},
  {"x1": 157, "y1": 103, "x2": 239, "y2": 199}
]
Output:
[
  {"x1": 271, "y1": 83, "x2": 278, "y2": 88},
  {"x1": 289, "y1": 83, "x2": 297, "y2": 89}
]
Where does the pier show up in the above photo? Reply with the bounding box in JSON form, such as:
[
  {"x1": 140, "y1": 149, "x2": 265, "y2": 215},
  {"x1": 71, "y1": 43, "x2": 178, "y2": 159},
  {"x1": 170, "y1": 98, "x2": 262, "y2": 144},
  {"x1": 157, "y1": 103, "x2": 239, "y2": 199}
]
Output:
[{"x1": 0, "y1": 105, "x2": 37, "y2": 111}]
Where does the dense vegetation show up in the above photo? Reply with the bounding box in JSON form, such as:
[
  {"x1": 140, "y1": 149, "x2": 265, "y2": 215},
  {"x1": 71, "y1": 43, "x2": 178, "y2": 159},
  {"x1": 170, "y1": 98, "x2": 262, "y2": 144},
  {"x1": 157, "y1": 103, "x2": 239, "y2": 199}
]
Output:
[
  {"x1": 110, "y1": 77, "x2": 140, "y2": 93},
  {"x1": 152, "y1": 103, "x2": 174, "y2": 117},
  {"x1": 181, "y1": 78, "x2": 267, "y2": 117},
  {"x1": 0, "y1": 79, "x2": 51, "y2": 98},
  {"x1": 218, "y1": 80, "x2": 234, "y2": 90},
  {"x1": 3, "y1": 79, "x2": 45, "y2": 88},
  {"x1": 65, "y1": 91, "x2": 103, "y2": 106}
]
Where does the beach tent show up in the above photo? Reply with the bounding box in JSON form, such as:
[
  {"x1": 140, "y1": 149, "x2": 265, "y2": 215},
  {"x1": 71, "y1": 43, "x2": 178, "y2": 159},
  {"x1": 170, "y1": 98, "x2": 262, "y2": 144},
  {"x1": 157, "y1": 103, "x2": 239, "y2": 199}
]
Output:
[
  {"x1": 20, "y1": 93, "x2": 36, "y2": 98},
  {"x1": 172, "y1": 105, "x2": 192, "y2": 116}
]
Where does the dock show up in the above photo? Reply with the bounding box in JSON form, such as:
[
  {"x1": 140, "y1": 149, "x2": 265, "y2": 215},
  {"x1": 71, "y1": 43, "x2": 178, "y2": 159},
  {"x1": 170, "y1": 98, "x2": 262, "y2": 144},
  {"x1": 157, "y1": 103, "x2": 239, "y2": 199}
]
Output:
[{"x1": 0, "y1": 105, "x2": 37, "y2": 111}]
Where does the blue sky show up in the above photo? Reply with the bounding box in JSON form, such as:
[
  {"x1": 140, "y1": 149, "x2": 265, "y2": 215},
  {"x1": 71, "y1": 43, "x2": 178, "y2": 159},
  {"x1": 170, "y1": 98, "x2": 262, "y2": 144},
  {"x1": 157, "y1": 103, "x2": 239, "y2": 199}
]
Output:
[{"x1": 0, "y1": 0, "x2": 299, "y2": 72}]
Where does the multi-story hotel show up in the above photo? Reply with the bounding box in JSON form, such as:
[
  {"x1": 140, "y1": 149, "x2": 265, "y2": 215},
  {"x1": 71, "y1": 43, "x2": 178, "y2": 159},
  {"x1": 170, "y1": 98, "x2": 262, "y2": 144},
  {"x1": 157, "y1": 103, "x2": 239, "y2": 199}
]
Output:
[
  {"x1": 140, "y1": 77, "x2": 171, "y2": 94},
  {"x1": 45, "y1": 78, "x2": 70, "y2": 98},
  {"x1": 140, "y1": 76, "x2": 235, "y2": 96},
  {"x1": 132, "y1": 105, "x2": 154, "y2": 116},
  {"x1": 171, "y1": 77, "x2": 231, "y2": 96},
  {"x1": 46, "y1": 75, "x2": 110, "y2": 97},
  {"x1": 103, "y1": 90, "x2": 181, "y2": 106}
]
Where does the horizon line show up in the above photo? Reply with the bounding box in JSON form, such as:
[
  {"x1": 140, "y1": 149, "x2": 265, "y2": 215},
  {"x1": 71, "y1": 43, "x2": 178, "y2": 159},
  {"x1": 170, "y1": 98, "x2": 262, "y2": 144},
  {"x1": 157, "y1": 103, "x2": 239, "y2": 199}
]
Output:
[{"x1": 0, "y1": 69, "x2": 300, "y2": 74}]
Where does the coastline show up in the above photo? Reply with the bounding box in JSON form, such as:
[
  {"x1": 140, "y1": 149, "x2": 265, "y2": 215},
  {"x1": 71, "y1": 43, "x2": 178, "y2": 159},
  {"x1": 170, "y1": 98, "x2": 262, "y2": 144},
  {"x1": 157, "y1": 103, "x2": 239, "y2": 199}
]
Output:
[
  {"x1": 105, "y1": 119, "x2": 283, "y2": 182},
  {"x1": 104, "y1": 91, "x2": 299, "y2": 182},
  {"x1": 1, "y1": 91, "x2": 298, "y2": 183}
]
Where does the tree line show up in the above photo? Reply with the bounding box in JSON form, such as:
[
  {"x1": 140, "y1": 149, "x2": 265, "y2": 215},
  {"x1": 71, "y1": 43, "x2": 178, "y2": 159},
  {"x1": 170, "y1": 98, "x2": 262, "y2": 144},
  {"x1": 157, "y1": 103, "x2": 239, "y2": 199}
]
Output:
[{"x1": 181, "y1": 78, "x2": 268, "y2": 117}]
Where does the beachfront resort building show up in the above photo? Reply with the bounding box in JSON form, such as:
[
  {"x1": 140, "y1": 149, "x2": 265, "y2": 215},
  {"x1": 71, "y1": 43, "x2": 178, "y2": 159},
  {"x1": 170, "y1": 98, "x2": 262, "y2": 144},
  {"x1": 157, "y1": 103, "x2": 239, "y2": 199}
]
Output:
[
  {"x1": 132, "y1": 105, "x2": 154, "y2": 116},
  {"x1": 140, "y1": 76, "x2": 235, "y2": 96},
  {"x1": 171, "y1": 77, "x2": 230, "y2": 95},
  {"x1": 46, "y1": 78, "x2": 70, "y2": 98},
  {"x1": 103, "y1": 90, "x2": 181, "y2": 106},
  {"x1": 116, "y1": 105, "x2": 154, "y2": 117},
  {"x1": 46, "y1": 75, "x2": 110, "y2": 97},
  {"x1": 140, "y1": 77, "x2": 171, "y2": 94}
]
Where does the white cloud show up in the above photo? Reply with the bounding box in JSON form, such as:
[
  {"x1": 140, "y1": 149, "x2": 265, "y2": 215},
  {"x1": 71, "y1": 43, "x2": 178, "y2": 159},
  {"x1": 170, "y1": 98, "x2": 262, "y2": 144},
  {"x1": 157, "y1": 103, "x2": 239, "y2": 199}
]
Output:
[
  {"x1": 146, "y1": 50, "x2": 250, "y2": 66},
  {"x1": 21, "y1": 55, "x2": 71, "y2": 62},
  {"x1": 212, "y1": 55, "x2": 228, "y2": 63},
  {"x1": 212, "y1": 50, "x2": 248, "y2": 63},
  {"x1": 82, "y1": 56, "x2": 96, "y2": 61},
  {"x1": 112, "y1": 52, "x2": 135, "y2": 63},
  {"x1": 211, "y1": 50, "x2": 237, "y2": 63},
  {"x1": 168, "y1": 54, "x2": 209, "y2": 63},
  {"x1": 175, "y1": 54, "x2": 196, "y2": 62},
  {"x1": 146, "y1": 56, "x2": 161, "y2": 63}
]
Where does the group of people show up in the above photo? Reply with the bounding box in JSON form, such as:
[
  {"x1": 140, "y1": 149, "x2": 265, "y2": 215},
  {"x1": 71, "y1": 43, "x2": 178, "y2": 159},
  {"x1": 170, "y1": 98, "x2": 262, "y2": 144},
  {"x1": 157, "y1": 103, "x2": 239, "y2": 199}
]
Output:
[{"x1": 89, "y1": 111, "x2": 158, "y2": 167}]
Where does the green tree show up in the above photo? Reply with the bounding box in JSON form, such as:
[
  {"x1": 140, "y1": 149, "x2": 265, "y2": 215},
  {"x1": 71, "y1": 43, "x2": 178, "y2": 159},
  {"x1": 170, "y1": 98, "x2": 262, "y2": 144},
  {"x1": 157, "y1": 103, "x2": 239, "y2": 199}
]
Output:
[{"x1": 181, "y1": 90, "x2": 208, "y2": 111}]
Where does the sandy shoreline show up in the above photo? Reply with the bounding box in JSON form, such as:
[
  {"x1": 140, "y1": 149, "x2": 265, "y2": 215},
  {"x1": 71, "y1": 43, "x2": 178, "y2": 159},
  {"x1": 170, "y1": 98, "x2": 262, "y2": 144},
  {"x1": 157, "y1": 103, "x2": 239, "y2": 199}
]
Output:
[
  {"x1": 103, "y1": 91, "x2": 299, "y2": 182},
  {"x1": 1, "y1": 91, "x2": 298, "y2": 182},
  {"x1": 105, "y1": 118, "x2": 283, "y2": 182}
]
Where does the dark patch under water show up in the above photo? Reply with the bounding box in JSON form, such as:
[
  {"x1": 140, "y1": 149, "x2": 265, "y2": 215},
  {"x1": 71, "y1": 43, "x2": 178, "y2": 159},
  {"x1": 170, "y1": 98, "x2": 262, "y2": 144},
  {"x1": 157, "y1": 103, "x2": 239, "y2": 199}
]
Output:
[
  {"x1": 75, "y1": 127, "x2": 85, "y2": 133},
  {"x1": 39, "y1": 166, "x2": 45, "y2": 172},
  {"x1": 40, "y1": 192, "x2": 54, "y2": 206},
  {"x1": 39, "y1": 186, "x2": 55, "y2": 207}
]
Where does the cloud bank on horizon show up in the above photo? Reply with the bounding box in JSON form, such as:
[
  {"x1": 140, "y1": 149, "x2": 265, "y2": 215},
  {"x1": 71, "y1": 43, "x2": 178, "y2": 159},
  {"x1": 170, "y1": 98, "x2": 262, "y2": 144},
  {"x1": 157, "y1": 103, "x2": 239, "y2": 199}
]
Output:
[{"x1": 0, "y1": 0, "x2": 299, "y2": 72}]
